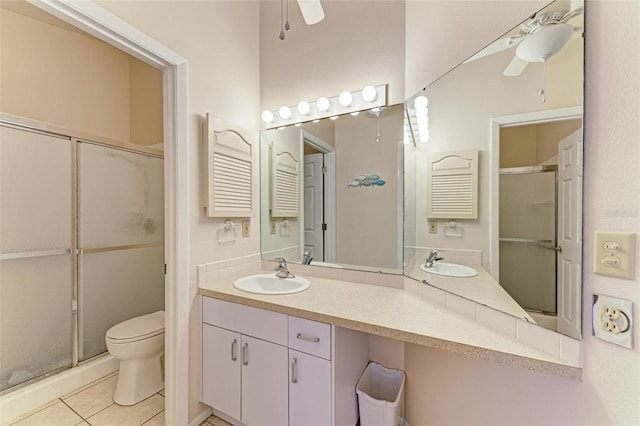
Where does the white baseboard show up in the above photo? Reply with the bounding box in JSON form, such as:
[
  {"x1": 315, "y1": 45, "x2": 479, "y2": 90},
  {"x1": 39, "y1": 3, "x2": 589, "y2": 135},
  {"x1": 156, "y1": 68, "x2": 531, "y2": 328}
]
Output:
[{"x1": 189, "y1": 406, "x2": 213, "y2": 426}]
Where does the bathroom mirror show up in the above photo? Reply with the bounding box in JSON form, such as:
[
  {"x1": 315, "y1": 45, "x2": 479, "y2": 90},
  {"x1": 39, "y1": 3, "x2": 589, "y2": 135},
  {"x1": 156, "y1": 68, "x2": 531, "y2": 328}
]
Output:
[
  {"x1": 404, "y1": 0, "x2": 584, "y2": 339},
  {"x1": 260, "y1": 104, "x2": 404, "y2": 273}
]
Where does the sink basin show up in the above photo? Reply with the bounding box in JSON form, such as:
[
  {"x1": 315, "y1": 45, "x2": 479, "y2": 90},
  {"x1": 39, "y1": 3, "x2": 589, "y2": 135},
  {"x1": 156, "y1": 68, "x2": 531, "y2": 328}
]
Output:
[
  {"x1": 419, "y1": 262, "x2": 478, "y2": 278},
  {"x1": 233, "y1": 274, "x2": 311, "y2": 295}
]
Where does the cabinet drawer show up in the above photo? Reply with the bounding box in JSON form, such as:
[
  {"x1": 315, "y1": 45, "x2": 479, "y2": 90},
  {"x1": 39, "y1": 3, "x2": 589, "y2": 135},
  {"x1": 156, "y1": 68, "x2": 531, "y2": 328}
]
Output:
[
  {"x1": 202, "y1": 297, "x2": 287, "y2": 346},
  {"x1": 288, "y1": 316, "x2": 331, "y2": 360}
]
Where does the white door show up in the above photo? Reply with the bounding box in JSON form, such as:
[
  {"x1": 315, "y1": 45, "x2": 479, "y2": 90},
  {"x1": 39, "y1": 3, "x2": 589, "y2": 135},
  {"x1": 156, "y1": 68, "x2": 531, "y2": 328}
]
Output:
[
  {"x1": 202, "y1": 325, "x2": 241, "y2": 421},
  {"x1": 289, "y1": 349, "x2": 332, "y2": 426},
  {"x1": 241, "y1": 335, "x2": 289, "y2": 426},
  {"x1": 304, "y1": 153, "x2": 324, "y2": 261},
  {"x1": 556, "y1": 129, "x2": 583, "y2": 339}
]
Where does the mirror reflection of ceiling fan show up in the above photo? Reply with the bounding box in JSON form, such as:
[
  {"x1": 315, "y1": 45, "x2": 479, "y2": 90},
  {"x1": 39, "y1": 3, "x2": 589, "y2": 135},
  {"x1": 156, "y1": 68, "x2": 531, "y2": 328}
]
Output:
[
  {"x1": 279, "y1": 0, "x2": 325, "y2": 40},
  {"x1": 465, "y1": 1, "x2": 584, "y2": 77}
]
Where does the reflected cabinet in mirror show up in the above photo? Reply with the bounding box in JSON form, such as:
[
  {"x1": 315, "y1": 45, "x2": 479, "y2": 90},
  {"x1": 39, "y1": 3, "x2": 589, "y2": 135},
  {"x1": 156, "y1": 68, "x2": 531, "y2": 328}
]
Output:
[
  {"x1": 404, "y1": 0, "x2": 584, "y2": 339},
  {"x1": 260, "y1": 104, "x2": 404, "y2": 273}
]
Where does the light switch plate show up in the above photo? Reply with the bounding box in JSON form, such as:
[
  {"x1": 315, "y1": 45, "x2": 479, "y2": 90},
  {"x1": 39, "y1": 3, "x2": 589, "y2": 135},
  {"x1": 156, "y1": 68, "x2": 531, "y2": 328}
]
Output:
[
  {"x1": 592, "y1": 294, "x2": 633, "y2": 348},
  {"x1": 593, "y1": 231, "x2": 635, "y2": 279},
  {"x1": 242, "y1": 220, "x2": 250, "y2": 237}
]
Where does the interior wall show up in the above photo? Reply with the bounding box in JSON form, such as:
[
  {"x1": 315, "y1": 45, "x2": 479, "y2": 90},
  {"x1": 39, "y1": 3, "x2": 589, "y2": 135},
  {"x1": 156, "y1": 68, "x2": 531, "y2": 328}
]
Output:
[
  {"x1": 334, "y1": 105, "x2": 403, "y2": 269},
  {"x1": 403, "y1": 1, "x2": 640, "y2": 425},
  {"x1": 95, "y1": 1, "x2": 261, "y2": 422},
  {"x1": 260, "y1": 0, "x2": 406, "y2": 111},
  {"x1": 0, "y1": 7, "x2": 162, "y2": 145}
]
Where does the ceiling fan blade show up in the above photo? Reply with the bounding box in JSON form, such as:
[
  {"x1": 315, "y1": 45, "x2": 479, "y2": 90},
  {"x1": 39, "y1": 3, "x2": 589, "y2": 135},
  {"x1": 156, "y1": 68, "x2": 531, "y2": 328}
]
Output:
[
  {"x1": 503, "y1": 56, "x2": 528, "y2": 76},
  {"x1": 464, "y1": 35, "x2": 522, "y2": 64},
  {"x1": 297, "y1": 0, "x2": 325, "y2": 25}
]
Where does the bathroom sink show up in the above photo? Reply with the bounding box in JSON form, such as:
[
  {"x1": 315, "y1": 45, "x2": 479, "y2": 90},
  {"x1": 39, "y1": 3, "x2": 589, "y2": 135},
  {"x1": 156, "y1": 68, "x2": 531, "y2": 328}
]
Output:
[
  {"x1": 419, "y1": 262, "x2": 478, "y2": 278},
  {"x1": 233, "y1": 274, "x2": 311, "y2": 295}
]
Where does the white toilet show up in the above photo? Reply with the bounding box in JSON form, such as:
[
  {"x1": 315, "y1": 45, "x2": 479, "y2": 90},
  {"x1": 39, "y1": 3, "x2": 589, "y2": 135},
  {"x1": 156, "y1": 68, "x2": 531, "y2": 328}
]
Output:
[{"x1": 105, "y1": 311, "x2": 165, "y2": 406}]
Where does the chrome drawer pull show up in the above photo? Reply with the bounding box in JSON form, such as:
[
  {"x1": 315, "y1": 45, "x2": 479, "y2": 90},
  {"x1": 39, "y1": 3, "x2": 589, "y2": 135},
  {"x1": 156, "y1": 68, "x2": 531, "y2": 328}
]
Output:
[
  {"x1": 231, "y1": 339, "x2": 237, "y2": 361},
  {"x1": 291, "y1": 358, "x2": 298, "y2": 384},
  {"x1": 296, "y1": 333, "x2": 320, "y2": 343},
  {"x1": 242, "y1": 343, "x2": 248, "y2": 366}
]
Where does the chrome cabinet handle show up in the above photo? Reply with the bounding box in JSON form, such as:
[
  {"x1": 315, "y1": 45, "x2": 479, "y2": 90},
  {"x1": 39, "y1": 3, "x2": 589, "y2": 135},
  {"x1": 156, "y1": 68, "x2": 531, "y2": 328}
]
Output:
[
  {"x1": 291, "y1": 358, "x2": 298, "y2": 384},
  {"x1": 242, "y1": 343, "x2": 248, "y2": 366},
  {"x1": 231, "y1": 339, "x2": 237, "y2": 361},
  {"x1": 296, "y1": 333, "x2": 320, "y2": 343}
]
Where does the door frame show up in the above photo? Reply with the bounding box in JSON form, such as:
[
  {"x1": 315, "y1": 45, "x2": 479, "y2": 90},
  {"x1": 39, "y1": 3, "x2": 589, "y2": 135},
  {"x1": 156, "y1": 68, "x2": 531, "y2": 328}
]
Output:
[
  {"x1": 301, "y1": 131, "x2": 336, "y2": 262},
  {"x1": 28, "y1": 1, "x2": 190, "y2": 424},
  {"x1": 489, "y1": 106, "x2": 582, "y2": 279}
]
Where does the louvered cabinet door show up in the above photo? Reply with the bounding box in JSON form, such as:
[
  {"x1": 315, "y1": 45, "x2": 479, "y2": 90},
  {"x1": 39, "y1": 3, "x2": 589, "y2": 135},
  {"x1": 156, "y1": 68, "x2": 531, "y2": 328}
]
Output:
[
  {"x1": 427, "y1": 149, "x2": 478, "y2": 219},
  {"x1": 203, "y1": 114, "x2": 254, "y2": 218}
]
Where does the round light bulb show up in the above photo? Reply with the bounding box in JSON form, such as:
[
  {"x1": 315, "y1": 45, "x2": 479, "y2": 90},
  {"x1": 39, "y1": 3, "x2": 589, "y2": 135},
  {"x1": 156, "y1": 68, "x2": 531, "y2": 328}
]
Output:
[
  {"x1": 338, "y1": 91, "x2": 353, "y2": 107},
  {"x1": 362, "y1": 85, "x2": 377, "y2": 102},
  {"x1": 279, "y1": 106, "x2": 292, "y2": 120},
  {"x1": 414, "y1": 95, "x2": 429, "y2": 112},
  {"x1": 317, "y1": 97, "x2": 331, "y2": 112},
  {"x1": 262, "y1": 110, "x2": 274, "y2": 123},
  {"x1": 297, "y1": 101, "x2": 311, "y2": 115}
]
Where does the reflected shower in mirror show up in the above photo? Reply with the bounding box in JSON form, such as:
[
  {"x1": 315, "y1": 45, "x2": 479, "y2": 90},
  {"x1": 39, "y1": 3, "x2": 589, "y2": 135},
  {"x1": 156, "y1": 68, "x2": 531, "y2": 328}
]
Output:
[
  {"x1": 404, "y1": 0, "x2": 584, "y2": 339},
  {"x1": 260, "y1": 104, "x2": 404, "y2": 273}
]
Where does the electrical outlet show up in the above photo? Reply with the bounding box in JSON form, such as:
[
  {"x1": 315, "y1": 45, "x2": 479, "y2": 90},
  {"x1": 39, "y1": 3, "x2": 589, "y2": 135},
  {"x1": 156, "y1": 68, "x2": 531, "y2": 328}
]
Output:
[
  {"x1": 242, "y1": 220, "x2": 250, "y2": 237},
  {"x1": 270, "y1": 220, "x2": 276, "y2": 235},
  {"x1": 428, "y1": 221, "x2": 437, "y2": 234},
  {"x1": 592, "y1": 294, "x2": 633, "y2": 348}
]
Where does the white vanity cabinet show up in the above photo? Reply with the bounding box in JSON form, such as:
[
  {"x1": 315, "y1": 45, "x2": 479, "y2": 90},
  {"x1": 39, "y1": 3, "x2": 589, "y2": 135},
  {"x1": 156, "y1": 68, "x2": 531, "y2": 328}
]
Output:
[
  {"x1": 201, "y1": 296, "x2": 370, "y2": 426},
  {"x1": 201, "y1": 297, "x2": 289, "y2": 426}
]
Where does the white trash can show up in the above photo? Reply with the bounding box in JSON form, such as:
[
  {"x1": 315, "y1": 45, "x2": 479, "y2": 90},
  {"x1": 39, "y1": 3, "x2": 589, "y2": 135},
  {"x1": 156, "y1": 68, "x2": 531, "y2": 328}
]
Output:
[{"x1": 356, "y1": 362, "x2": 405, "y2": 426}]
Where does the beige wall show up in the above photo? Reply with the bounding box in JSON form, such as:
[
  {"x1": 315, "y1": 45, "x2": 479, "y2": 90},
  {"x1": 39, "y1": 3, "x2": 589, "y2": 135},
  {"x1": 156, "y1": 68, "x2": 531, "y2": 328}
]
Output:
[
  {"x1": 0, "y1": 7, "x2": 162, "y2": 146},
  {"x1": 95, "y1": 1, "x2": 261, "y2": 422},
  {"x1": 334, "y1": 105, "x2": 403, "y2": 269},
  {"x1": 500, "y1": 119, "x2": 583, "y2": 168},
  {"x1": 260, "y1": 0, "x2": 406, "y2": 112},
  {"x1": 404, "y1": 1, "x2": 640, "y2": 425}
]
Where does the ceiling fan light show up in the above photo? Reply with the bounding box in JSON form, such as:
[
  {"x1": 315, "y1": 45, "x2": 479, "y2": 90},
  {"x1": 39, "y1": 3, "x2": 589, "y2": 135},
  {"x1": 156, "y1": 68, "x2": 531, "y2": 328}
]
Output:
[{"x1": 516, "y1": 23, "x2": 574, "y2": 62}]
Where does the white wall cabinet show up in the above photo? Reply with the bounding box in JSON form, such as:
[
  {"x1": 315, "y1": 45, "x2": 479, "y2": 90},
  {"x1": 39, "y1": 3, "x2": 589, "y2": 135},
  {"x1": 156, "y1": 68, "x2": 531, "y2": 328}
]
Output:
[{"x1": 201, "y1": 296, "x2": 370, "y2": 426}]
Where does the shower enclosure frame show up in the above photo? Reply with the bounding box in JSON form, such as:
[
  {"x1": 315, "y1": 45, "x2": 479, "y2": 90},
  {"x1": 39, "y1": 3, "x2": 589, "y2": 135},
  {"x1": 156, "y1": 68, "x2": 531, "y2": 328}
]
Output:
[{"x1": 0, "y1": 115, "x2": 165, "y2": 386}]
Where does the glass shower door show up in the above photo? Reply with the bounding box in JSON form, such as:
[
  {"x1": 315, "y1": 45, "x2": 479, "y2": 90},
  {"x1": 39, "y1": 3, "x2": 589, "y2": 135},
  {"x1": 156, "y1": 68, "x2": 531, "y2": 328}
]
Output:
[
  {"x1": 77, "y1": 142, "x2": 164, "y2": 361},
  {"x1": 0, "y1": 126, "x2": 73, "y2": 391},
  {"x1": 499, "y1": 169, "x2": 557, "y2": 313}
]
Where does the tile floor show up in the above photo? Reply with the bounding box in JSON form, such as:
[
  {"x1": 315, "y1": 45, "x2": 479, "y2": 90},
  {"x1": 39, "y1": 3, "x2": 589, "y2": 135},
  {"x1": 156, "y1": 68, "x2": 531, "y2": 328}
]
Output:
[{"x1": 8, "y1": 373, "x2": 230, "y2": 426}]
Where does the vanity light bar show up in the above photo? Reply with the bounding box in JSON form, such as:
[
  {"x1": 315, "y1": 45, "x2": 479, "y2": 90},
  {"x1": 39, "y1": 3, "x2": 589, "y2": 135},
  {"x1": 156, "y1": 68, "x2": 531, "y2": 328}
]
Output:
[
  {"x1": 406, "y1": 95, "x2": 430, "y2": 143},
  {"x1": 262, "y1": 84, "x2": 387, "y2": 129}
]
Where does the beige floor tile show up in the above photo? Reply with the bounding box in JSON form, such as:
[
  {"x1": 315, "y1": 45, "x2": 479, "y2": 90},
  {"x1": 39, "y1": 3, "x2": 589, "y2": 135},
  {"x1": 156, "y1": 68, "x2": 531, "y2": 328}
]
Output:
[
  {"x1": 10, "y1": 401, "x2": 83, "y2": 426},
  {"x1": 142, "y1": 411, "x2": 164, "y2": 426},
  {"x1": 62, "y1": 375, "x2": 117, "y2": 418},
  {"x1": 158, "y1": 389, "x2": 165, "y2": 397},
  {"x1": 210, "y1": 417, "x2": 232, "y2": 426},
  {"x1": 62, "y1": 372, "x2": 118, "y2": 399},
  {"x1": 86, "y1": 394, "x2": 164, "y2": 426}
]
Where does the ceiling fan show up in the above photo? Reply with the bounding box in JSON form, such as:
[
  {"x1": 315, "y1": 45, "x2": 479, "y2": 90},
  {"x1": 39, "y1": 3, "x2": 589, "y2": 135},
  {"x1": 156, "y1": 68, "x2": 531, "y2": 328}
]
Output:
[
  {"x1": 279, "y1": 0, "x2": 325, "y2": 40},
  {"x1": 465, "y1": 3, "x2": 584, "y2": 77}
]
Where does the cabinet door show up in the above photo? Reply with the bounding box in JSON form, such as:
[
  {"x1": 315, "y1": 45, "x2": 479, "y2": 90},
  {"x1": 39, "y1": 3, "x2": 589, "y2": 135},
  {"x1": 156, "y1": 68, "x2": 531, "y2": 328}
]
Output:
[
  {"x1": 289, "y1": 349, "x2": 332, "y2": 426},
  {"x1": 202, "y1": 324, "x2": 241, "y2": 421},
  {"x1": 241, "y1": 335, "x2": 288, "y2": 426}
]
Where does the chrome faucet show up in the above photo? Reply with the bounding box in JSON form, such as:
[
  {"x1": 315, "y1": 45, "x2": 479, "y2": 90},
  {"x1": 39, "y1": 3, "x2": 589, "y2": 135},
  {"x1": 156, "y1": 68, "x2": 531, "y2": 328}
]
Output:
[
  {"x1": 425, "y1": 249, "x2": 444, "y2": 268},
  {"x1": 274, "y1": 257, "x2": 295, "y2": 278},
  {"x1": 302, "y1": 250, "x2": 313, "y2": 265}
]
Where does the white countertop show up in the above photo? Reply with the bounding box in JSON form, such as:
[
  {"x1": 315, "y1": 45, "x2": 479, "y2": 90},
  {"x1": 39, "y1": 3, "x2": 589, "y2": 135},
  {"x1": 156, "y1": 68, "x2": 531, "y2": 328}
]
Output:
[
  {"x1": 405, "y1": 258, "x2": 535, "y2": 322},
  {"x1": 199, "y1": 270, "x2": 581, "y2": 380}
]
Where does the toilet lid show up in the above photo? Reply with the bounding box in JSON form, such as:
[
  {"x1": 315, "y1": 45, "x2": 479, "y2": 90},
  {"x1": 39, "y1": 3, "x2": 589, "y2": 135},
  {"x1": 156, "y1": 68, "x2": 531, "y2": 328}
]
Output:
[{"x1": 106, "y1": 311, "x2": 165, "y2": 341}]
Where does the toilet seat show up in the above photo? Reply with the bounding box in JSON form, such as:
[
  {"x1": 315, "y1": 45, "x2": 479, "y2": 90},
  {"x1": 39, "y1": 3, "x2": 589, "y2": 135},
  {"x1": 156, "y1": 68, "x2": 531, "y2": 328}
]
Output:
[{"x1": 106, "y1": 311, "x2": 164, "y2": 344}]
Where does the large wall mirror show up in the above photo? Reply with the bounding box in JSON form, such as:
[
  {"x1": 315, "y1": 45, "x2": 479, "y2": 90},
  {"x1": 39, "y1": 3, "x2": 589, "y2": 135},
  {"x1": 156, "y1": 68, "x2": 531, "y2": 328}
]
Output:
[
  {"x1": 260, "y1": 104, "x2": 404, "y2": 273},
  {"x1": 404, "y1": 0, "x2": 584, "y2": 339}
]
